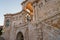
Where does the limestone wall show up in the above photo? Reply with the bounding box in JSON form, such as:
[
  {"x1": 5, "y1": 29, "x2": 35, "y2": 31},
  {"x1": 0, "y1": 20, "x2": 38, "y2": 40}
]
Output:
[
  {"x1": 34, "y1": 0, "x2": 60, "y2": 21},
  {"x1": 3, "y1": 0, "x2": 60, "y2": 40}
]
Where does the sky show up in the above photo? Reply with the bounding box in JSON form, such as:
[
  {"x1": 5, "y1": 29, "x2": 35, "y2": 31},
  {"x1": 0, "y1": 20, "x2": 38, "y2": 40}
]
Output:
[{"x1": 0, "y1": 0, "x2": 24, "y2": 26}]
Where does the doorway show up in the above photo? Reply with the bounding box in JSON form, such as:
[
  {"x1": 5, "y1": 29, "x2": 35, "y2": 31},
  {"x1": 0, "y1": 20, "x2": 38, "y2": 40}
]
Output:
[{"x1": 16, "y1": 32, "x2": 24, "y2": 40}]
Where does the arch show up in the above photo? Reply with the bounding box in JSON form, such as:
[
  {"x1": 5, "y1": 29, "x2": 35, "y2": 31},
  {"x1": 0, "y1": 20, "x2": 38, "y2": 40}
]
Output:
[{"x1": 16, "y1": 32, "x2": 24, "y2": 40}]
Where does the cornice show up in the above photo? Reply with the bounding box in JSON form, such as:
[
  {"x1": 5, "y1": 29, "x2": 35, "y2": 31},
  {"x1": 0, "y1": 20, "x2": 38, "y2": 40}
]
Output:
[
  {"x1": 4, "y1": 10, "x2": 24, "y2": 16},
  {"x1": 21, "y1": 0, "x2": 28, "y2": 5}
]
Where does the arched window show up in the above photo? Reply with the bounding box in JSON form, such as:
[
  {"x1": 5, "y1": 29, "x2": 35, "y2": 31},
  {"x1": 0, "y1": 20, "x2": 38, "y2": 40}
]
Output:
[
  {"x1": 26, "y1": 14, "x2": 31, "y2": 21},
  {"x1": 5, "y1": 19, "x2": 10, "y2": 27}
]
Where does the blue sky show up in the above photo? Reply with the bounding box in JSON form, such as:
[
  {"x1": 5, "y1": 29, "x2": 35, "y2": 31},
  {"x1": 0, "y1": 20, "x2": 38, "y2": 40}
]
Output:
[{"x1": 0, "y1": 0, "x2": 24, "y2": 26}]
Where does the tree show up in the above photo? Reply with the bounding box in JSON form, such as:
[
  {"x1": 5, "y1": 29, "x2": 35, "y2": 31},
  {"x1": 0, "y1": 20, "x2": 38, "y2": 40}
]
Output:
[{"x1": 0, "y1": 28, "x2": 2, "y2": 36}]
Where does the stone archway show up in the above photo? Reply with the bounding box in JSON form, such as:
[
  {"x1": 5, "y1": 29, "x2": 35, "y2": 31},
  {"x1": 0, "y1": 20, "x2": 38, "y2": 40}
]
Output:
[{"x1": 16, "y1": 32, "x2": 24, "y2": 40}]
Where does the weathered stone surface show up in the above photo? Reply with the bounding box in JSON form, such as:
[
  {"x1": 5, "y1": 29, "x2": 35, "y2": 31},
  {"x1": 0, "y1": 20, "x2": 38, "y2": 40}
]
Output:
[{"x1": 3, "y1": 0, "x2": 60, "y2": 40}]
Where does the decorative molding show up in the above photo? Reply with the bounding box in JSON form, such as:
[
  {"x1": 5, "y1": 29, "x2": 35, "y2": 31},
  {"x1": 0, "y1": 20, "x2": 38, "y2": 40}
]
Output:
[{"x1": 21, "y1": 0, "x2": 28, "y2": 5}]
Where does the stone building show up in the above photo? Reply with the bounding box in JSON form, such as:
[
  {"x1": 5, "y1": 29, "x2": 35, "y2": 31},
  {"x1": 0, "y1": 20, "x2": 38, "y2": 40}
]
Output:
[{"x1": 3, "y1": 0, "x2": 60, "y2": 40}]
